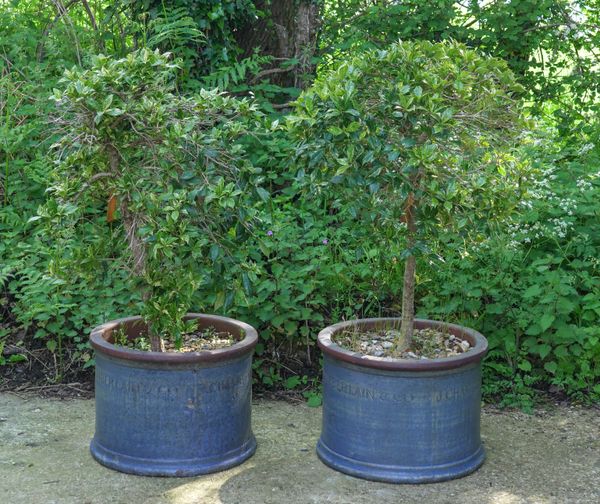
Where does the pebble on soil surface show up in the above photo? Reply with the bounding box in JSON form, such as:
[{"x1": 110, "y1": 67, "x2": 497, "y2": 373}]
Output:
[
  {"x1": 116, "y1": 326, "x2": 238, "y2": 353},
  {"x1": 334, "y1": 327, "x2": 470, "y2": 359}
]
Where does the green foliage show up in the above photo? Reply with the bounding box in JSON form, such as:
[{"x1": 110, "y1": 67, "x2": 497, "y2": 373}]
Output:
[
  {"x1": 130, "y1": 0, "x2": 258, "y2": 72},
  {"x1": 290, "y1": 40, "x2": 526, "y2": 348},
  {"x1": 0, "y1": 2, "x2": 125, "y2": 379},
  {"x1": 322, "y1": 1, "x2": 457, "y2": 53},
  {"x1": 144, "y1": 5, "x2": 206, "y2": 79},
  {"x1": 293, "y1": 40, "x2": 525, "y2": 237},
  {"x1": 62, "y1": 1, "x2": 303, "y2": 104},
  {"x1": 198, "y1": 52, "x2": 303, "y2": 110},
  {"x1": 0, "y1": 1, "x2": 599, "y2": 407},
  {"x1": 43, "y1": 48, "x2": 263, "y2": 347},
  {"x1": 321, "y1": 1, "x2": 600, "y2": 124},
  {"x1": 192, "y1": 173, "x2": 405, "y2": 387},
  {"x1": 146, "y1": 6, "x2": 205, "y2": 48},
  {"x1": 419, "y1": 128, "x2": 600, "y2": 403},
  {"x1": 7, "y1": 229, "x2": 134, "y2": 378}
]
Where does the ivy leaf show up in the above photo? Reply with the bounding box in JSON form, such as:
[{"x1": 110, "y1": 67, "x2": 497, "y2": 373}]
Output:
[
  {"x1": 213, "y1": 291, "x2": 225, "y2": 310},
  {"x1": 537, "y1": 344, "x2": 552, "y2": 359},
  {"x1": 209, "y1": 244, "x2": 220, "y2": 261},
  {"x1": 241, "y1": 273, "x2": 251, "y2": 294},
  {"x1": 284, "y1": 376, "x2": 301, "y2": 389},
  {"x1": 556, "y1": 298, "x2": 575, "y2": 315}
]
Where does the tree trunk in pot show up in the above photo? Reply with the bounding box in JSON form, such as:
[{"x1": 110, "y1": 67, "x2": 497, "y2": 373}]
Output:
[{"x1": 398, "y1": 194, "x2": 417, "y2": 352}]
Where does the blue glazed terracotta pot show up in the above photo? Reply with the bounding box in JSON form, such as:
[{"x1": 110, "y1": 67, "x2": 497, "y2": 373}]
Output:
[
  {"x1": 90, "y1": 313, "x2": 257, "y2": 477},
  {"x1": 317, "y1": 318, "x2": 488, "y2": 484}
]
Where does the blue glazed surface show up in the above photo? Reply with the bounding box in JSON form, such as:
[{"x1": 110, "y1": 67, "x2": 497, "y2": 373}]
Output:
[
  {"x1": 317, "y1": 319, "x2": 486, "y2": 484},
  {"x1": 90, "y1": 316, "x2": 256, "y2": 477}
]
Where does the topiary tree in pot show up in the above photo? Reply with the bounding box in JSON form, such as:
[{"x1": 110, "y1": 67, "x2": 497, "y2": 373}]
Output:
[
  {"x1": 290, "y1": 40, "x2": 527, "y2": 483},
  {"x1": 43, "y1": 48, "x2": 263, "y2": 476}
]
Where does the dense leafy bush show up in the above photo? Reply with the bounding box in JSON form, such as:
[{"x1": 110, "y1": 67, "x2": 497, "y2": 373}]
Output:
[
  {"x1": 0, "y1": 1, "x2": 599, "y2": 406},
  {"x1": 321, "y1": 1, "x2": 600, "y2": 123},
  {"x1": 0, "y1": 3, "x2": 102, "y2": 377},
  {"x1": 290, "y1": 40, "x2": 526, "y2": 350},
  {"x1": 217, "y1": 197, "x2": 406, "y2": 388},
  {"x1": 44, "y1": 48, "x2": 263, "y2": 350},
  {"x1": 419, "y1": 129, "x2": 600, "y2": 406}
]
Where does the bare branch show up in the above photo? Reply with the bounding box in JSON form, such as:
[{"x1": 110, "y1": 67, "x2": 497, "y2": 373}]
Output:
[{"x1": 249, "y1": 66, "x2": 293, "y2": 84}]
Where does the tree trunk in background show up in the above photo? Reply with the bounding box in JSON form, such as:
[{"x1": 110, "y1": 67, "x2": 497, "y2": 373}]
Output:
[{"x1": 234, "y1": 0, "x2": 320, "y2": 88}]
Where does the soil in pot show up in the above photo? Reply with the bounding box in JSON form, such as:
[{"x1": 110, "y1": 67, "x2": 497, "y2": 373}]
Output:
[
  {"x1": 333, "y1": 326, "x2": 472, "y2": 360},
  {"x1": 90, "y1": 314, "x2": 258, "y2": 477},
  {"x1": 317, "y1": 319, "x2": 488, "y2": 483},
  {"x1": 113, "y1": 324, "x2": 238, "y2": 352}
]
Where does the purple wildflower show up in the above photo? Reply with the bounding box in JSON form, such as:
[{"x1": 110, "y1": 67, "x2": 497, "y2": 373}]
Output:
[
  {"x1": 322, "y1": 238, "x2": 329, "y2": 245},
  {"x1": 267, "y1": 230, "x2": 273, "y2": 236}
]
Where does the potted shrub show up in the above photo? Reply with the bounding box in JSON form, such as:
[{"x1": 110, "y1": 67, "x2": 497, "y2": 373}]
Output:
[
  {"x1": 291, "y1": 41, "x2": 526, "y2": 483},
  {"x1": 43, "y1": 49, "x2": 263, "y2": 476}
]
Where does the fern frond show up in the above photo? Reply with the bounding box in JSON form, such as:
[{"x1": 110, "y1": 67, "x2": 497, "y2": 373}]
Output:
[
  {"x1": 147, "y1": 7, "x2": 204, "y2": 49},
  {"x1": 202, "y1": 53, "x2": 273, "y2": 90}
]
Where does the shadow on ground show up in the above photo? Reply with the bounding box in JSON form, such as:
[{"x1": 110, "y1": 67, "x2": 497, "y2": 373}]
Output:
[{"x1": 0, "y1": 393, "x2": 598, "y2": 504}]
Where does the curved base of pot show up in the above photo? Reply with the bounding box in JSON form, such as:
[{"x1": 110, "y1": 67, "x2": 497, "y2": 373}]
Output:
[
  {"x1": 316, "y1": 439, "x2": 485, "y2": 484},
  {"x1": 316, "y1": 319, "x2": 489, "y2": 484},
  {"x1": 90, "y1": 314, "x2": 259, "y2": 478},
  {"x1": 90, "y1": 435, "x2": 257, "y2": 477}
]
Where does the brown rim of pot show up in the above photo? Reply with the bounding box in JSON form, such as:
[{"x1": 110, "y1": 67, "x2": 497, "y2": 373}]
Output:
[
  {"x1": 318, "y1": 318, "x2": 488, "y2": 371},
  {"x1": 90, "y1": 313, "x2": 258, "y2": 364}
]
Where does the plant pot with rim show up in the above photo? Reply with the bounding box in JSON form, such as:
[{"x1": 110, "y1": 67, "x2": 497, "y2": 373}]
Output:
[
  {"x1": 90, "y1": 313, "x2": 257, "y2": 476},
  {"x1": 291, "y1": 40, "x2": 527, "y2": 483},
  {"x1": 317, "y1": 318, "x2": 488, "y2": 483},
  {"x1": 42, "y1": 50, "x2": 266, "y2": 476}
]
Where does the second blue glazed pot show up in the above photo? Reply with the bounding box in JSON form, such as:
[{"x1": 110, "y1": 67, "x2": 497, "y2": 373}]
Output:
[{"x1": 317, "y1": 318, "x2": 488, "y2": 484}]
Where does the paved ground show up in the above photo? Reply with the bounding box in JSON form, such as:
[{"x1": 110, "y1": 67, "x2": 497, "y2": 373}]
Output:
[{"x1": 0, "y1": 393, "x2": 599, "y2": 504}]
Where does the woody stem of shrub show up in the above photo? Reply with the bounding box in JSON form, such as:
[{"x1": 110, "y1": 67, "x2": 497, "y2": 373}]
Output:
[
  {"x1": 398, "y1": 193, "x2": 416, "y2": 352},
  {"x1": 106, "y1": 144, "x2": 162, "y2": 352}
]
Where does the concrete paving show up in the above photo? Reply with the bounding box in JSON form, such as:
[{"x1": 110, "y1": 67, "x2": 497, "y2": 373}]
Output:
[{"x1": 0, "y1": 393, "x2": 599, "y2": 504}]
